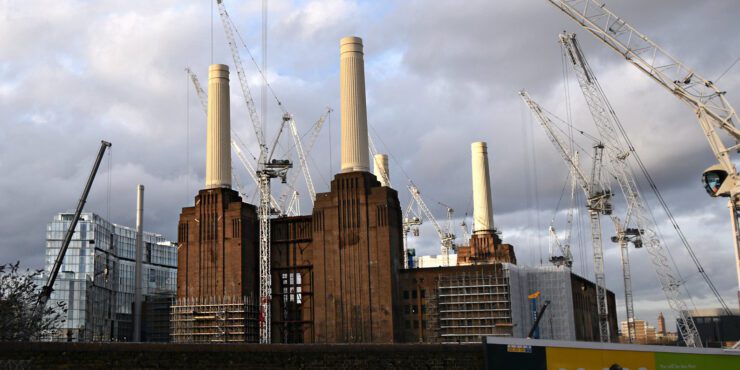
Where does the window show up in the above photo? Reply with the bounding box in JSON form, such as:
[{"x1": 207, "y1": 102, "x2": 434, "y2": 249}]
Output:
[
  {"x1": 405, "y1": 320, "x2": 411, "y2": 329},
  {"x1": 403, "y1": 290, "x2": 409, "y2": 300},
  {"x1": 420, "y1": 289, "x2": 426, "y2": 298},
  {"x1": 411, "y1": 290, "x2": 417, "y2": 299}
]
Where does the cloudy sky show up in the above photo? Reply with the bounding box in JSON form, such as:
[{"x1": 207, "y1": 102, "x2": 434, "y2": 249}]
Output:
[{"x1": 2, "y1": 0, "x2": 739, "y2": 331}]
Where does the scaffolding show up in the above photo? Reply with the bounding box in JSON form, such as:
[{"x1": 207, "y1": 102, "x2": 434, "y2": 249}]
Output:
[
  {"x1": 435, "y1": 268, "x2": 513, "y2": 343},
  {"x1": 170, "y1": 296, "x2": 259, "y2": 343},
  {"x1": 506, "y1": 264, "x2": 577, "y2": 341}
]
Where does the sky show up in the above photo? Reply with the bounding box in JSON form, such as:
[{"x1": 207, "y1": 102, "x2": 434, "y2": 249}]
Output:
[{"x1": 1, "y1": 0, "x2": 739, "y2": 333}]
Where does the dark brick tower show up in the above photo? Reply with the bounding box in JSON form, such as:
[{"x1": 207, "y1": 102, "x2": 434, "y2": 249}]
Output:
[
  {"x1": 177, "y1": 188, "x2": 258, "y2": 298},
  {"x1": 310, "y1": 172, "x2": 403, "y2": 342},
  {"x1": 176, "y1": 64, "x2": 259, "y2": 300}
]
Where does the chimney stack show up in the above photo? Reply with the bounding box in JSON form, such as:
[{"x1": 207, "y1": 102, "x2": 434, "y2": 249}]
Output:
[
  {"x1": 205, "y1": 64, "x2": 232, "y2": 189},
  {"x1": 471, "y1": 142, "x2": 494, "y2": 233},
  {"x1": 374, "y1": 154, "x2": 389, "y2": 186},
  {"x1": 133, "y1": 184, "x2": 144, "y2": 342},
  {"x1": 340, "y1": 36, "x2": 370, "y2": 173}
]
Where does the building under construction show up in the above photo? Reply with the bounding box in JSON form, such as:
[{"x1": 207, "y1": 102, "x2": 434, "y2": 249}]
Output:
[{"x1": 173, "y1": 36, "x2": 616, "y2": 344}]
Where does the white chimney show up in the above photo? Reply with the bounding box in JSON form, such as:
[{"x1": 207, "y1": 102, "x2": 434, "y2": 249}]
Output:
[
  {"x1": 471, "y1": 142, "x2": 494, "y2": 233},
  {"x1": 133, "y1": 184, "x2": 144, "y2": 342},
  {"x1": 374, "y1": 153, "x2": 390, "y2": 186},
  {"x1": 205, "y1": 64, "x2": 232, "y2": 188},
  {"x1": 340, "y1": 36, "x2": 370, "y2": 173}
]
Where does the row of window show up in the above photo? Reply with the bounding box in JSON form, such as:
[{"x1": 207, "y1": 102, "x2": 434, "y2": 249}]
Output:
[{"x1": 403, "y1": 304, "x2": 427, "y2": 315}]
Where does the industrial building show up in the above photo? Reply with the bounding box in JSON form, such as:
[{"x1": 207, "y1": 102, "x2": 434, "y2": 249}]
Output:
[
  {"x1": 40, "y1": 212, "x2": 177, "y2": 342},
  {"x1": 680, "y1": 308, "x2": 740, "y2": 348},
  {"x1": 173, "y1": 36, "x2": 617, "y2": 344}
]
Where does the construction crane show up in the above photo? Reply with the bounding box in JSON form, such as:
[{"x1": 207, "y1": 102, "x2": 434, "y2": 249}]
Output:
[
  {"x1": 520, "y1": 90, "x2": 614, "y2": 342},
  {"x1": 282, "y1": 108, "x2": 332, "y2": 204},
  {"x1": 407, "y1": 183, "x2": 456, "y2": 267},
  {"x1": 558, "y1": 32, "x2": 646, "y2": 344},
  {"x1": 36, "y1": 140, "x2": 112, "y2": 313},
  {"x1": 548, "y1": 151, "x2": 579, "y2": 269},
  {"x1": 402, "y1": 198, "x2": 423, "y2": 269},
  {"x1": 216, "y1": 0, "x2": 265, "y2": 154},
  {"x1": 547, "y1": 0, "x2": 738, "y2": 345},
  {"x1": 460, "y1": 216, "x2": 471, "y2": 244},
  {"x1": 216, "y1": 0, "x2": 293, "y2": 343}
]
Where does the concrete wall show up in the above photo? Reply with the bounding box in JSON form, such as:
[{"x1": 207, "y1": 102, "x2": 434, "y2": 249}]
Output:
[{"x1": 0, "y1": 342, "x2": 482, "y2": 369}]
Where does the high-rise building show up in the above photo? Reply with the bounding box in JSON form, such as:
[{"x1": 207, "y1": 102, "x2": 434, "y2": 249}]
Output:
[{"x1": 41, "y1": 212, "x2": 177, "y2": 342}]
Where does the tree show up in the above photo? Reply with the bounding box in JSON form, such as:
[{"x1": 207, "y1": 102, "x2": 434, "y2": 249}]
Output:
[{"x1": 0, "y1": 262, "x2": 66, "y2": 341}]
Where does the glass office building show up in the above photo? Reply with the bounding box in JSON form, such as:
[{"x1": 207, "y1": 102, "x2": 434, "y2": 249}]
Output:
[{"x1": 40, "y1": 212, "x2": 177, "y2": 341}]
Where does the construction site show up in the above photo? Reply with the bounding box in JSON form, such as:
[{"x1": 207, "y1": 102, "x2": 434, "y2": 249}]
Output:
[{"x1": 9, "y1": 0, "x2": 740, "y2": 368}]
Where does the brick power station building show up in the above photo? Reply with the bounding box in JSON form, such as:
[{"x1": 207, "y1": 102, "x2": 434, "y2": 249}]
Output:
[{"x1": 172, "y1": 37, "x2": 617, "y2": 344}]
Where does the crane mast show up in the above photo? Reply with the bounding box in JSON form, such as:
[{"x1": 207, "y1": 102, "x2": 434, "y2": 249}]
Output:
[
  {"x1": 520, "y1": 90, "x2": 612, "y2": 342},
  {"x1": 560, "y1": 32, "x2": 689, "y2": 344},
  {"x1": 216, "y1": 0, "x2": 294, "y2": 343},
  {"x1": 402, "y1": 198, "x2": 422, "y2": 269},
  {"x1": 547, "y1": 0, "x2": 740, "y2": 315}
]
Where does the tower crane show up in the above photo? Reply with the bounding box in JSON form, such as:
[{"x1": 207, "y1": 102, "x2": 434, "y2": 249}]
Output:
[
  {"x1": 216, "y1": 0, "x2": 265, "y2": 153},
  {"x1": 548, "y1": 0, "x2": 737, "y2": 345},
  {"x1": 407, "y1": 183, "x2": 456, "y2": 267},
  {"x1": 558, "y1": 32, "x2": 647, "y2": 344},
  {"x1": 520, "y1": 90, "x2": 614, "y2": 342},
  {"x1": 402, "y1": 198, "x2": 423, "y2": 269},
  {"x1": 216, "y1": 0, "x2": 293, "y2": 343},
  {"x1": 282, "y1": 108, "x2": 332, "y2": 204}
]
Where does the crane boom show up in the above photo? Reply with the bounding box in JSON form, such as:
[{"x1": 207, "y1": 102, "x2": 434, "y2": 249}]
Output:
[
  {"x1": 287, "y1": 117, "x2": 316, "y2": 201},
  {"x1": 36, "y1": 140, "x2": 112, "y2": 312},
  {"x1": 546, "y1": 0, "x2": 739, "y2": 150},
  {"x1": 408, "y1": 183, "x2": 456, "y2": 266},
  {"x1": 278, "y1": 108, "x2": 332, "y2": 209},
  {"x1": 560, "y1": 32, "x2": 703, "y2": 346},
  {"x1": 520, "y1": 90, "x2": 612, "y2": 342},
  {"x1": 545, "y1": 8, "x2": 740, "y2": 310},
  {"x1": 216, "y1": 0, "x2": 265, "y2": 151}
]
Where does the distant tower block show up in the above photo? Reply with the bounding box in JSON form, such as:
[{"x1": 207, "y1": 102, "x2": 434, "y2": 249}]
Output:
[
  {"x1": 205, "y1": 64, "x2": 232, "y2": 189},
  {"x1": 374, "y1": 153, "x2": 390, "y2": 186},
  {"x1": 471, "y1": 142, "x2": 494, "y2": 233},
  {"x1": 340, "y1": 36, "x2": 370, "y2": 173}
]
